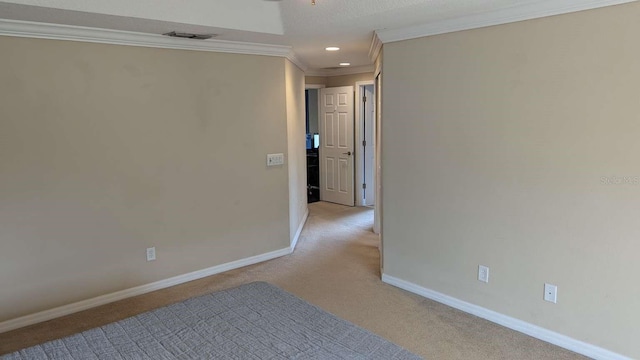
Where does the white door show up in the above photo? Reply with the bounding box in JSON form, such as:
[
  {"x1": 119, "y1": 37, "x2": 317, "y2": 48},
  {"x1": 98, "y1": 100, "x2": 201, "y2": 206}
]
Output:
[{"x1": 319, "y1": 86, "x2": 354, "y2": 206}]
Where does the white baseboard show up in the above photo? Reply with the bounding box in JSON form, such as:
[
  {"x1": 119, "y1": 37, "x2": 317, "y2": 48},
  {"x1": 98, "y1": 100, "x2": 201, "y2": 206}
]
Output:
[
  {"x1": 0, "y1": 247, "x2": 292, "y2": 334},
  {"x1": 290, "y1": 208, "x2": 309, "y2": 252},
  {"x1": 382, "y1": 274, "x2": 631, "y2": 360}
]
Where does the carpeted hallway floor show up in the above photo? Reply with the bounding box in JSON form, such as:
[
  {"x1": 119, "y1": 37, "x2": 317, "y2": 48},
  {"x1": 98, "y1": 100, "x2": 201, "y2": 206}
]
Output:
[{"x1": 0, "y1": 202, "x2": 586, "y2": 359}]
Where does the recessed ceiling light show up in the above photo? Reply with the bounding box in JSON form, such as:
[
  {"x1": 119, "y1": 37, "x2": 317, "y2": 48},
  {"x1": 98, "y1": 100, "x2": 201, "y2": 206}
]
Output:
[
  {"x1": 325, "y1": 47, "x2": 340, "y2": 51},
  {"x1": 339, "y1": 62, "x2": 351, "y2": 66}
]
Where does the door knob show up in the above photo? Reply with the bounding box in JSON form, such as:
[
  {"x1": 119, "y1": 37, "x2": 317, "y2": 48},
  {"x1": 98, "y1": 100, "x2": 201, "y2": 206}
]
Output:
[{"x1": 343, "y1": 151, "x2": 352, "y2": 156}]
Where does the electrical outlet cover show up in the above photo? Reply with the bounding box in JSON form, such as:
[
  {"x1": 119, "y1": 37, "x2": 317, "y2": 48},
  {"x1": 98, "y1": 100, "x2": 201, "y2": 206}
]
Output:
[
  {"x1": 478, "y1": 265, "x2": 489, "y2": 283},
  {"x1": 146, "y1": 247, "x2": 156, "y2": 261},
  {"x1": 544, "y1": 283, "x2": 558, "y2": 303}
]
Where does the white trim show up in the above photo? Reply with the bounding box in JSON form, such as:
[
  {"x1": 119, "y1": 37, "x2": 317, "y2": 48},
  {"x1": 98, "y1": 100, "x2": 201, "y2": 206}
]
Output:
[
  {"x1": 368, "y1": 33, "x2": 383, "y2": 63},
  {"x1": 373, "y1": 59, "x2": 382, "y2": 79},
  {"x1": 305, "y1": 65, "x2": 374, "y2": 77},
  {"x1": 355, "y1": 82, "x2": 365, "y2": 207},
  {"x1": 290, "y1": 208, "x2": 309, "y2": 251},
  {"x1": 373, "y1": 74, "x2": 382, "y2": 236},
  {"x1": 355, "y1": 80, "x2": 375, "y2": 207},
  {"x1": 376, "y1": 0, "x2": 637, "y2": 43},
  {"x1": 0, "y1": 247, "x2": 292, "y2": 334},
  {"x1": 286, "y1": 50, "x2": 309, "y2": 73},
  {"x1": 382, "y1": 274, "x2": 632, "y2": 360},
  {"x1": 0, "y1": 19, "x2": 292, "y2": 58}
]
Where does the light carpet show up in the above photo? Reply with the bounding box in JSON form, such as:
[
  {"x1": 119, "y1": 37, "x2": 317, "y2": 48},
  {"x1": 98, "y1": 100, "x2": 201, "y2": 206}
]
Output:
[{"x1": 1, "y1": 282, "x2": 420, "y2": 359}]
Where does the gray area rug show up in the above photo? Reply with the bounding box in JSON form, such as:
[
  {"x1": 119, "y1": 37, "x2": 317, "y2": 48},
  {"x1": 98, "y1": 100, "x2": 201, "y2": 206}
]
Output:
[{"x1": 1, "y1": 282, "x2": 421, "y2": 359}]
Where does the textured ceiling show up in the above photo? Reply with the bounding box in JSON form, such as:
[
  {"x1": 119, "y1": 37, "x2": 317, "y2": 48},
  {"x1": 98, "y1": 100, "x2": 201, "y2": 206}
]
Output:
[
  {"x1": 0, "y1": 0, "x2": 284, "y2": 34},
  {"x1": 0, "y1": 0, "x2": 624, "y2": 72},
  {"x1": 277, "y1": 0, "x2": 544, "y2": 71}
]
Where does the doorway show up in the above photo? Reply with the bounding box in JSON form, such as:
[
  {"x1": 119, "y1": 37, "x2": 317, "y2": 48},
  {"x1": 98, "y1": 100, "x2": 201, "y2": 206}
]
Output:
[
  {"x1": 305, "y1": 86, "x2": 323, "y2": 203},
  {"x1": 304, "y1": 83, "x2": 376, "y2": 208}
]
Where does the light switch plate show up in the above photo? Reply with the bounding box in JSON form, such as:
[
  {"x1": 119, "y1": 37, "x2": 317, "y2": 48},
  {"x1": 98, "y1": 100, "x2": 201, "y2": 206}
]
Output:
[{"x1": 267, "y1": 153, "x2": 284, "y2": 166}]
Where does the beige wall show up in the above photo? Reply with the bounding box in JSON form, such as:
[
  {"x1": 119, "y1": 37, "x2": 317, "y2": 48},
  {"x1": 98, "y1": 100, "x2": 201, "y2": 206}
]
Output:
[
  {"x1": 382, "y1": 2, "x2": 640, "y2": 358},
  {"x1": 304, "y1": 76, "x2": 327, "y2": 86},
  {"x1": 0, "y1": 36, "x2": 293, "y2": 322},
  {"x1": 285, "y1": 60, "x2": 308, "y2": 242},
  {"x1": 326, "y1": 73, "x2": 374, "y2": 88},
  {"x1": 305, "y1": 73, "x2": 374, "y2": 88}
]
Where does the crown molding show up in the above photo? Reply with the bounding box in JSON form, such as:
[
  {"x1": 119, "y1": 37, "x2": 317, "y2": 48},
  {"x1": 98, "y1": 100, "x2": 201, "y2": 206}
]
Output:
[
  {"x1": 0, "y1": 18, "x2": 292, "y2": 58},
  {"x1": 368, "y1": 33, "x2": 383, "y2": 63},
  {"x1": 305, "y1": 65, "x2": 375, "y2": 77},
  {"x1": 376, "y1": 0, "x2": 637, "y2": 43},
  {"x1": 285, "y1": 50, "x2": 309, "y2": 73}
]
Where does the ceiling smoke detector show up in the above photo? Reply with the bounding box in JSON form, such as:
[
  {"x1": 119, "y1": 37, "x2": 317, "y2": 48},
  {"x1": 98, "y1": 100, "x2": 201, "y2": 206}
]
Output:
[{"x1": 163, "y1": 31, "x2": 216, "y2": 40}]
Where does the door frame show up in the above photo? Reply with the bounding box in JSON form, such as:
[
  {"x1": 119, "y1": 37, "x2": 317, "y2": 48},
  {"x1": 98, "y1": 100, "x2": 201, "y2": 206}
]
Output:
[
  {"x1": 355, "y1": 80, "x2": 376, "y2": 207},
  {"x1": 373, "y1": 73, "x2": 382, "y2": 236},
  {"x1": 304, "y1": 84, "x2": 324, "y2": 204}
]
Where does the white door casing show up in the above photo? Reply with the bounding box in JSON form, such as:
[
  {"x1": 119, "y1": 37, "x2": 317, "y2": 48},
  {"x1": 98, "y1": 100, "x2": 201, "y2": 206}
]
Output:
[
  {"x1": 355, "y1": 81, "x2": 376, "y2": 207},
  {"x1": 319, "y1": 86, "x2": 355, "y2": 206},
  {"x1": 363, "y1": 85, "x2": 375, "y2": 206},
  {"x1": 374, "y1": 73, "x2": 382, "y2": 274}
]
